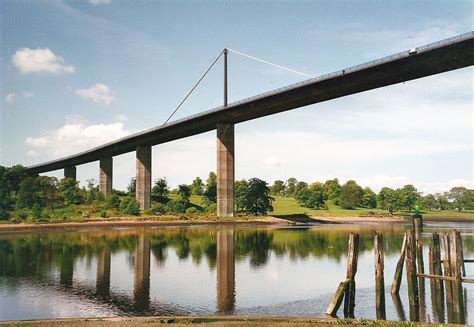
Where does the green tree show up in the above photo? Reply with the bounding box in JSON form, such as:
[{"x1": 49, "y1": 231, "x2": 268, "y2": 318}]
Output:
[
  {"x1": 119, "y1": 196, "x2": 140, "y2": 215},
  {"x1": 463, "y1": 189, "x2": 474, "y2": 210},
  {"x1": 84, "y1": 179, "x2": 99, "y2": 204},
  {"x1": 435, "y1": 192, "x2": 450, "y2": 210},
  {"x1": 245, "y1": 178, "x2": 274, "y2": 215},
  {"x1": 401, "y1": 184, "x2": 420, "y2": 211},
  {"x1": 447, "y1": 186, "x2": 468, "y2": 211},
  {"x1": 324, "y1": 179, "x2": 341, "y2": 201},
  {"x1": 378, "y1": 187, "x2": 403, "y2": 215},
  {"x1": 5, "y1": 164, "x2": 28, "y2": 195},
  {"x1": 107, "y1": 194, "x2": 121, "y2": 209},
  {"x1": 0, "y1": 166, "x2": 13, "y2": 219},
  {"x1": 16, "y1": 176, "x2": 45, "y2": 210},
  {"x1": 235, "y1": 180, "x2": 248, "y2": 212},
  {"x1": 270, "y1": 180, "x2": 286, "y2": 195},
  {"x1": 361, "y1": 187, "x2": 377, "y2": 209},
  {"x1": 39, "y1": 176, "x2": 59, "y2": 210},
  {"x1": 152, "y1": 178, "x2": 169, "y2": 198},
  {"x1": 127, "y1": 177, "x2": 136, "y2": 195},
  {"x1": 295, "y1": 181, "x2": 308, "y2": 194},
  {"x1": 190, "y1": 177, "x2": 204, "y2": 195},
  {"x1": 178, "y1": 184, "x2": 191, "y2": 205},
  {"x1": 58, "y1": 178, "x2": 83, "y2": 205},
  {"x1": 420, "y1": 194, "x2": 436, "y2": 211},
  {"x1": 306, "y1": 182, "x2": 327, "y2": 209},
  {"x1": 285, "y1": 177, "x2": 297, "y2": 196},
  {"x1": 338, "y1": 180, "x2": 363, "y2": 209},
  {"x1": 203, "y1": 172, "x2": 217, "y2": 204}
]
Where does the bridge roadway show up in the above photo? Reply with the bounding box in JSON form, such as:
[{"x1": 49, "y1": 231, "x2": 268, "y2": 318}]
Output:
[{"x1": 26, "y1": 32, "x2": 474, "y2": 215}]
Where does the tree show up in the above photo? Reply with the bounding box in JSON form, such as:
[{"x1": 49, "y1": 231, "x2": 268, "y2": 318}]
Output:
[
  {"x1": 270, "y1": 180, "x2": 286, "y2": 195},
  {"x1": 5, "y1": 164, "x2": 28, "y2": 195},
  {"x1": 236, "y1": 178, "x2": 274, "y2": 215},
  {"x1": 361, "y1": 187, "x2": 377, "y2": 209},
  {"x1": 0, "y1": 166, "x2": 13, "y2": 219},
  {"x1": 338, "y1": 180, "x2": 363, "y2": 209},
  {"x1": 285, "y1": 178, "x2": 297, "y2": 196},
  {"x1": 127, "y1": 177, "x2": 136, "y2": 195},
  {"x1": 119, "y1": 196, "x2": 140, "y2": 215},
  {"x1": 84, "y1": 179, "x2": 99, "y2": 204},
  {"x1": 39, "y1": 176, "x2": 59, "y2": 210},
  {"x1": 447, "y1": 186, "x2": 468, "y2": 211},
  {"x1": 378, "y1": 187, "x2": 403, "y2": 215},
  {"x1": 16, "y1": 176, "x2": 45, "y2": 210},
  {"x1": 107, "y1": 194, "x2": 121, "y2": 209},
  {"x1": 178, "y1": 184, "x2": 191, "y2": 205},
  {"x1": 203, "y1": 172, "x2": 217, "y2": 204},
  {"x1": 152, "y1": 178, "x2": 169, "y2": 198},
  {"x1": 58, "y1": 178, "x2": 83, "y2": 205},
  {"x1": 463, "y1": 189, "x2": 474, "y2": 210},
  {"x1": 190, "y1": 177, "x2": 204, "y2": 195},
  {"x1": 401, "y1": 184, "x2": 420, "y2": 211},
  {"x1": 306, "y1": 183, "x2": 327, "y2": 209},
  {"x1": 420, "y1": 194, "x2": 436, "y2": 211},
  {"x1": 324, "y1": 179, "x2": 341, "y2": 201},
  {"x1": 235, "y1": 180, "x2": 248, "y2": 212},
  {"x1": 435, "y1": 192, "x2": 450, "y2": 210},
  {"x1": 295, "y1": 181, "x2": 308, "y2": 194}
]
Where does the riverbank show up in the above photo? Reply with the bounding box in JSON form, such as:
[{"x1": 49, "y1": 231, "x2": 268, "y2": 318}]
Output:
[{"x1": 0, "y1": 316, "x2": 446, "y2": 326}]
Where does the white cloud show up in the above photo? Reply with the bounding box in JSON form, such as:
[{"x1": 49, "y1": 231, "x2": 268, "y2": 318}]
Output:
[
  {"x1": 115, "y1": 114, "x2": 127, "y2": 122},
  {"x1": 75, "y1": 83, "x2": 115, "y2": 105},
  {"x1": 12, "y1": 48, "x2": 75, "y2": 74},
  {"x1": 25, "y1": 120, "x2": 131, "y2": 157},
  {"x1": 26, "y1": 150, "x2": 40, "y2": 158},
  {"x1": 4, "y1": 93, "x2": 16, "y2": 103},
  {"x1": 89, "y1": 0, "x2": 111, "y2": 5}
]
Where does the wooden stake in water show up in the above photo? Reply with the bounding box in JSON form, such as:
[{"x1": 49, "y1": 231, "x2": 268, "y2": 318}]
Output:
[
  {"x1": 441, "y1": 232, "x2": 454, "y2": 323},
  {"x1": 449, "y1": 230, "x2": 465, "y2": 324},
  {"x1": 429, "y1": 233, "x2": 445, "y2": 323},
  {"x1": 374, "y1": 231, "x2": 386, "y2": 320},
  {"x1": 391, "y1": 233, "x2": 406, "y2": 294},
  {"x1": 343, "y1": 233, "x2": 359, "y2": 318},
  {"x1": 405, "y1": 230, "x2": 419, "y2": 321}
]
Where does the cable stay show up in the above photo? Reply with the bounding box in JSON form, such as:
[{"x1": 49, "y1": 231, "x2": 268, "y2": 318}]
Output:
[
  {"x1": 162, "y1": 50, "x2": 224, "y2": 126},
  {"x1": 226, "y1": 48, "x2": 314, "y2": 78}
]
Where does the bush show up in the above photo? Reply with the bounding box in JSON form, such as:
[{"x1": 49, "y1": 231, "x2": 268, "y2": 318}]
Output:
[
  {"x1": 148, "y1": 203, "x2": 166, "y2": 215},
  {"x1": 31, "y1": 205, "x2": 43, "y2": 221},
  {"x1": 107, "y1": 194, "x2": 121, "y2": 209},
  {"x1": 17, "y1": 209, "x2": 29, "y2": 220},
  {"x1": 205, "y1": 203, "x2": 217, "y2": 213},
  {"x1": 82, "y1": 211, "x2": 91, "y2": 219},
  {"x1": 165, "y1": 200, "x2": 186, "y2": 213},
  {"x1": 120, "y1": 196, "x2": 140, "y2": 215},
  {"x1": 100, "y1": 210, "x2": 109, "y2": 218},
  {"x1": 185, "y1": 207, "x2": 199, "y2": 214}
]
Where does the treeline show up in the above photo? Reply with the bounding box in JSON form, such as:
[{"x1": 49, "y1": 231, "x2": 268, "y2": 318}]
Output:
[{"x1": 269, "y1": 177, "x2": 474, "y2": 214}]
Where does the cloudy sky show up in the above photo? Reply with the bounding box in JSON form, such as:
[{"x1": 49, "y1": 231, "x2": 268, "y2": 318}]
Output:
[{"x1": 1, "y1": 1, "x2": 472, "y2": 194}]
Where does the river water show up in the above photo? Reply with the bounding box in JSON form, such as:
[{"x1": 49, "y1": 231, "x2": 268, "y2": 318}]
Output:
[{"x1": 0, "y1": 222, "x2": 472, "y2": 323}]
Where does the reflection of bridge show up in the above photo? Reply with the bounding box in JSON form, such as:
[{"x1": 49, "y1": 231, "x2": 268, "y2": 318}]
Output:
[
  {"x1": 53, "y1": 229, "x2": 235, "y2": 315},
  {"x1": 26, "y1": 33, "x2": 474, "y2": 216}
]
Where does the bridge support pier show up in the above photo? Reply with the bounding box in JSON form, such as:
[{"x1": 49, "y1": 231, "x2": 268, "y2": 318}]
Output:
[
  {"x1": 64, "y1": 166, "x2": 76, "y2": 180},
  {"x1": 136, "y1": 146, "x2": 151, "y2": 210},
  {"x1": 99, "y1": 157, "x2": 113, "y2": 198},
  {"x1": 217, "y1": 123, "x2": 234, "y2": 217}
]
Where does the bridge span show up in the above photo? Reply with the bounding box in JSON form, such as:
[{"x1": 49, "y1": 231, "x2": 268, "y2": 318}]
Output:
[{"x1": 27, "y1": 32, "x2": 474, "y2": 216}]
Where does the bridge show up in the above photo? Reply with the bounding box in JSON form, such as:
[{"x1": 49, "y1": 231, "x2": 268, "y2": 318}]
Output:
[{"x1": 26, "y1": 32, "x2": 474, "y2": 216}]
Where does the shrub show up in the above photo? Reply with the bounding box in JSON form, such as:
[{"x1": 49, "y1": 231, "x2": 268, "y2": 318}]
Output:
[
  {"x1": 31, "y1": 204, "x2": 43, "y2": 221},
  {"x1": 107, "y1": 194, "x2": 121, "y2": 209},
  {"x1": 17, "y1": 209, "x2": 29, "y2": 220},
  {"x1": 205, "y1": 203, "x2": 217, "y2": 213},
  {"x1": 120, "y1": 196, "x2": 140, "y2": 215},
  {"x1": 82, "y1": 211, "x2": 91, "y2": 219},
  {"x1": 148, "y1": 203, "x2": 166, "y2": 215},
  {"x1": 100, "y1": 210, "x2": 109, "y2": 218},
  {"x1": 185, "y1": 207, "x2": 199, "y2": 214},
  {"x1": 165, "y1": 200, "x2": 186, "y2": 213}
]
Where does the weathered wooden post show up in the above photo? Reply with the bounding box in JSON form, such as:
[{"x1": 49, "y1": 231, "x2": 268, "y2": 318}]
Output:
[
  {"x1": 374, "y1": 231, "x2": 385, "y2": 320},
  {"x1": 405, "y1": 230, "x2": 419, "y2": 321},
  {"x1": 344, "y1": 233, "x2": 359, "y2": 318},
  {"x1": 449, "y1": 230, "x2": 465, "y2": 324},
  {"x1": 391, "y1": 233, "x2": 406, "y2": 294},
  {"x1": 326, "y1": 281, "x2": 347, "y2": 316},
  {"x1": 455, "y1": 231, "x2": 466, "y2": 277},
  {"x1": 428, "y1": 233, "x2": 444, "y2": 323},
  {"x1": 441, "y1": 232, "x2": 454, "y2": 323},
  {"x1": 413, "y1": 217, "x2": 426, "y2": 322}
]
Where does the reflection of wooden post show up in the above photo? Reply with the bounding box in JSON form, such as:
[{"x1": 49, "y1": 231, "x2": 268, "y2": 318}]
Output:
[
  {"x1": 405, "y1": 230, "x2": 419, "y2": 321},
  {"x1": 216, "y1": 229, "x2": 235, "y2": 314},
  {"x1": 374, "y1": 232, "x2": 385, "y2": 320},
  {"x1": 343, "y1": 233, "x2": 359, "y2": 318},
  {"x1": 391, "y1": 293, "x2": 406, "y2": 321},
  {"x1": 391, "y1": 234, "x2": 406, "y2": 294},
  {"x1": 134, "y1": 236, "x2": 150, "y2": 312},
  {"x1": 96, "y1": 248, "x2": 111, "y2": 297}
]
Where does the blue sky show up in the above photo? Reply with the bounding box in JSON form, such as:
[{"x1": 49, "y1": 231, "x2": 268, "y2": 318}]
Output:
[{"x1": 1, "y1": 0, "x2": 472, "y2": 193}]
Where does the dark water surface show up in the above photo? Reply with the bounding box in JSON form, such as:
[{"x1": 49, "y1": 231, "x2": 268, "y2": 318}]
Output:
[{"x1": 0, "y1": 222, "x2": 472, "y2": 323}]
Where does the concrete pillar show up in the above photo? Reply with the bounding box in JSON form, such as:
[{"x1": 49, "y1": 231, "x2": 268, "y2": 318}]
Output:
[
  {"x1": 64, "y1": 166, "x2": 76, "y2": 180},
  {"x1": 216, "y1": 229, "x2": 235, "y2": 314},
  {"x1": 96, "y1": 248, "x2": 111, "y2": 297},
  {"x1": 217, "y1": 123, "x2": 234, "y2": 217},
  {"x1": 99, "y1": 157, "x2": 113, "y2": 197},
  {"x1": 136, "y1": 146, "x2": 151, "y2": 210},
  {"x1": 133, "y1": 236, "x2": 150, "y2": 312}
]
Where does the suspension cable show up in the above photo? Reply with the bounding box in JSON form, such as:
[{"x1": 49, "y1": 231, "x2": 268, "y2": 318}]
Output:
[
  {"x1": 226, "y1": 48, "x2": 314, "y2": 78},
  {"x1": 162, "y1": 50, "x2": 224, "y2": 126}
]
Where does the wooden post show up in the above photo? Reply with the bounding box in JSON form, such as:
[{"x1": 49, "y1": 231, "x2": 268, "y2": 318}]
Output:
[
  {"x1": 441, "y1": 232, "x2": 454, "y2": 323},
  {"x1": 343, "y1": 233, "x2": 359, "y2": 318},
  {"x1": 429, "y1": 233, "x2": 445, "y2": 323},
  {"x1": 455, "y1": 231, "x2": 466, "y2": 277},
  {"x1": 326, "y1": 281, "x2": 347, "y2": 316},
  {"x1": 405, "y1": 230, "x2": 419, "y2": 321},
  {"x1": 449, "y1": 230, "x2": 465, "y2": 324},
  {"x1": 374, "y1": 231, "x2": 386, "y2": 320},
  {"x1": 391, "y1": 233, "x2": 406, "y2": 294},
  {"x1": 413, "y1": 217, "x2": 426, "y2": 321}
]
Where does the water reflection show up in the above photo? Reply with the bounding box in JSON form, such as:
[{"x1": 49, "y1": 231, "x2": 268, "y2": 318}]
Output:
[{"x1": 0, "y1": 224, "x2": 472, "y2": 323}]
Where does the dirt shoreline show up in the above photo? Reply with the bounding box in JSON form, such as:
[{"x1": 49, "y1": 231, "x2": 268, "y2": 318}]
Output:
[{"x1": 0, "y1": 214, "x2": 472, "y2": 233}]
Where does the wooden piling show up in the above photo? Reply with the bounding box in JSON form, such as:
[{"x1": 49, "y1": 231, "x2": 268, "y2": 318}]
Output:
[
  {"x1": 326, "y1": 281, "x2": 346, "y2": 316},
  {"x1": 441, "y1": 232, "x2": 454, "y2": 323},
  {"x1": 343, "y1": 233, "x2": 359, "y2": 318},
  {"x1": 449, "y1": 230, "x2": 465, "y2": 324},
  {"x1": 374, "y1": 231, "x2": 386, "y2": 320},
  {"x1": 455, "y1": 231, "x2": 466, "y2": 277},
  {"x1": 391, "y1": 233, "x2": 406, "y2": 294},
  {"x1": 405, "y1": 230, "x2": 419, "y2": 321},
  {"x1": 428, "y1": 232, "x2": 445, "y2": 323}
]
